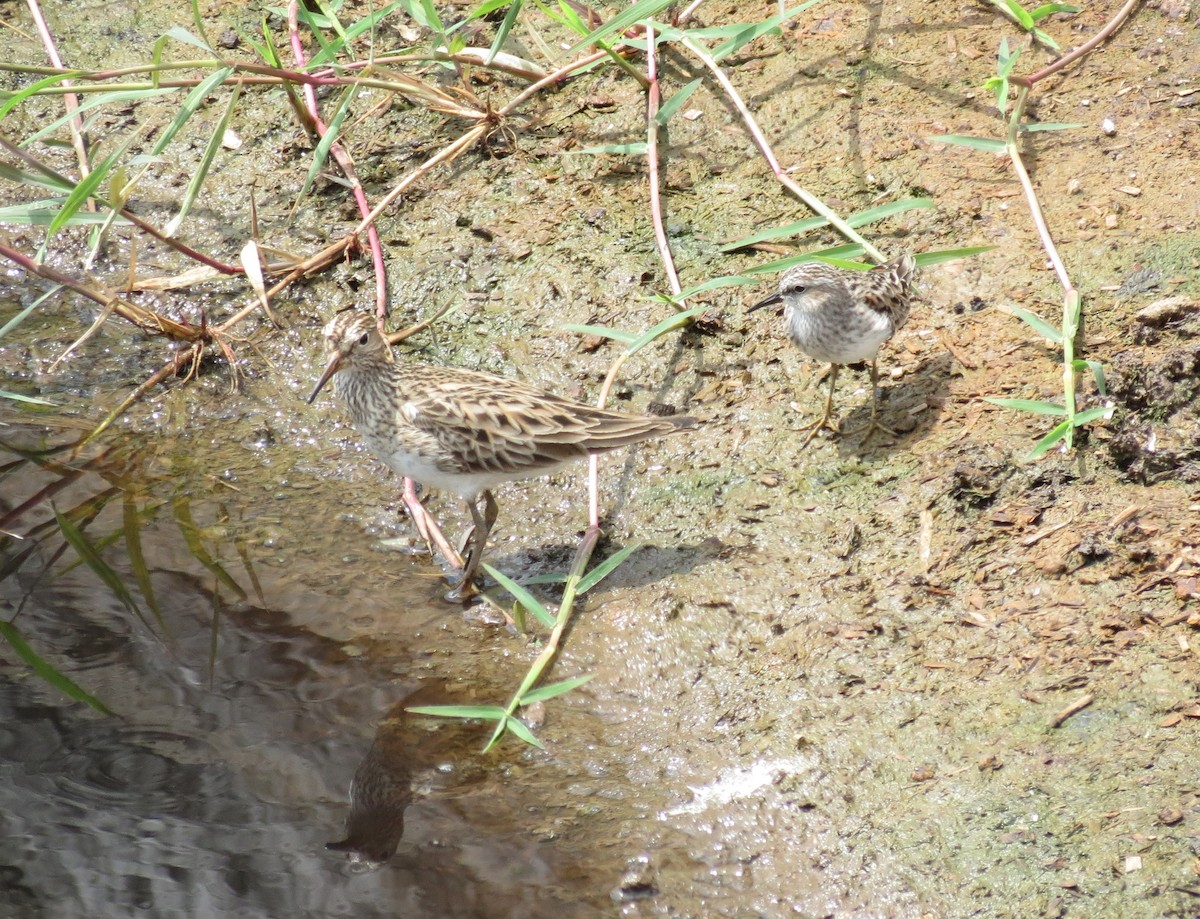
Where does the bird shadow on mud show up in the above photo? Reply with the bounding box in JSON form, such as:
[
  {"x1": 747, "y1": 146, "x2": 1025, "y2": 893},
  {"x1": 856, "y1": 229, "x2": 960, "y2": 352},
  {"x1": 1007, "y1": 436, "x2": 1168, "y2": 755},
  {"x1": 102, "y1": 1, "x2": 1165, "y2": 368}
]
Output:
[{"x1": 827, "y1": 351, "x2": 954, "y2": 459}]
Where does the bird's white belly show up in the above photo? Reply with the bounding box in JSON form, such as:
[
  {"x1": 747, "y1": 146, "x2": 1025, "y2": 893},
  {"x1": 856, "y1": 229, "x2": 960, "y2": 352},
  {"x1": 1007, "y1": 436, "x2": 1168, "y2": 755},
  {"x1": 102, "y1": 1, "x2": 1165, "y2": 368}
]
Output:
[
  {"x1": 358, "y1": 429, "x2": 568, "y2": 500},
  {"x1": 787, "y1": 307, "x2": 892, "y2": 364}
]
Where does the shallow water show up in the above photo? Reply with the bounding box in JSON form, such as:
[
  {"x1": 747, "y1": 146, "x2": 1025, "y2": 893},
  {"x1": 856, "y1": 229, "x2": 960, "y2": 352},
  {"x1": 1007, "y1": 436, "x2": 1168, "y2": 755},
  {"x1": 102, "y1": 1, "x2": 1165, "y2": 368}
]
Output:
[{"x1": 0, "y1": 428, "x2": 639, "y2": 918}]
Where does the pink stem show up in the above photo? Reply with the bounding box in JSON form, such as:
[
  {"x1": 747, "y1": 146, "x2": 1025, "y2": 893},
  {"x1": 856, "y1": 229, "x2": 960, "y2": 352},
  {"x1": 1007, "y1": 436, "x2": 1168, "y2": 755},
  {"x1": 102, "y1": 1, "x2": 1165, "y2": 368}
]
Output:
[{"x1": 25, "y1": 0, "x2": 91, "y2": 200}]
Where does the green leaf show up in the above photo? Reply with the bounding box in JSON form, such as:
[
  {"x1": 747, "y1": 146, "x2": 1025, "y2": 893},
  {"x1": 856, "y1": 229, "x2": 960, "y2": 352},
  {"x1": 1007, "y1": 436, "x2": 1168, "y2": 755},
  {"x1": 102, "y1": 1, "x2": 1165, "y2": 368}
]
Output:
[
  {"x1": 1031, "y1": 26, "x2": 1061, "y2": 51},
  {"x1": 743, "y1": 244, "x2": 866, "y2": 275},
  {"x1": 723, "y1": 198, "x2": 934, "y2": 252},
  {"x1": 24, "y1": 89, "x2": 174, "y2": 147},
  {"x1": 40, "y1": 129, "x2": 142, "y2": 257},
  {"x1": 0, "y1": 620, "x2": 114, "y2": 715},
  {"x1": 928, "y1": 134, "x2": 1007, "y2": 153},
  {"x1": 0, "y1": 389, "x2": 56, "y2": 406},
  {"x1": 165, "y1": 77, "x2": 242, "y2": 235},
  {"x1": 0, "y1": 72, "x2": 84, "y2": 122},
  {"x1": 1019, "y1": 122, "x2": 1085, "y2": 132},
  {"x1": 998, "y1": 304, "x2": 1063, "y2": 343},
  {"x1": 483, "y1": 564, "x2": 555, "y2": 628},
  {"x1": 521, "y1": 674, "x2": 594, "y2": 704},
  {"x1": 655, "y1": 78, "x2": 702, "y2": 125},
  {"x1": 1071, "y1": 405, "x2": 1113, "y2": 425},
  {"x1": 565, "y1": 142, "x2": 648, "y2": 156},
  {"x1": 576, "y1": 543, "x2": 641, "y2": 594},
  {"x1": 54, "y1": 507, "x2": 144, "y2": 621},
  {"x1": 1027, "y1": 419, "x2": 1071, "y2": 458},
  {"x1": 562, "y1": 323, "x2": 638, "y2": 345},
  {"x1": 984, "y1": 397, "x2": 1068, "y2": 416},
  {"x1": 406, "y1": 704, "x2": 508, "y2": 719},
  {"x1": 674, "y1": 274, "x2": 759, "y2": 299},
  {"x1": 172, "y1": 498, "x2": 247, "y2": 599},
  {"x1": 151, "y1": 66, "x2": 235, "y2": 156},
  {"x1": 1029, "y1": 2, "x2": 1080, "y2": 18},
  {"x1": 503, "y1": 714, "x2": 544, "y2": 748},
  {"x1": 562, "y1": 0, "x2": 677, "y2": 56},
  {"x1": 709, "y1": 1, "x2": 824, "y2": 62},
  {"x1": 123, "y1": 493, "x2": 165, "y2": 635},
  {"x1": 1001, "y1": 0, "x2": 1034, "y2": 30},
  {"x1": 486, "y1": 0, "x2": 523, "y2": 64},
  {"x1": 912, "y1": 246, "x2": 994, "y2": 266},
  {"x1": 624, "y1": 305, "x2": 708, "y2": 356},
  {"x1": 297, "y1": 82, "x2": 361, "y2": 202},
  {"x1": 1073, "y1": 359, "x2": 1107, "y2": 396}
]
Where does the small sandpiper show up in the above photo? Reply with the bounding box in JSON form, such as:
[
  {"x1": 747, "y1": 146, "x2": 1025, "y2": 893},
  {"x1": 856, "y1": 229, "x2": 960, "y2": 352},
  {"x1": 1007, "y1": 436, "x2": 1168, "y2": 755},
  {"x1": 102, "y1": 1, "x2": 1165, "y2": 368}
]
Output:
[
  {"x1": 308, "y1": 311, "x2": 696, "y2": 599},
  {"x1": 749, "y1": 255, "x2": 917, "y2": 445}
]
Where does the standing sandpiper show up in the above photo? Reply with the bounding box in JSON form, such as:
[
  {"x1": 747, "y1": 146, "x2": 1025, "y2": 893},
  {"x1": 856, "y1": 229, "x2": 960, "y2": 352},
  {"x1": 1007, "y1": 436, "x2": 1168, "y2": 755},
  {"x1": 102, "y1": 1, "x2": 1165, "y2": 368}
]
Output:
[
  {"x1": 749, "y1": 255, "x2": 917, "y2": 445},
  {"x1": 307, "y1": 311, "x2": 696, "y2": 599}
]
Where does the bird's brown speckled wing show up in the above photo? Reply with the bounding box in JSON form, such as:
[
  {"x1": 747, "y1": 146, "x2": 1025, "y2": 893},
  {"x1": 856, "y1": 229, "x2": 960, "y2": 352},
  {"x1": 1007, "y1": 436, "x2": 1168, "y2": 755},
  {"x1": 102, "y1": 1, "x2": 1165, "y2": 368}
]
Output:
[
  {"x1": 849, "y1": 254, "x2": 917, "y2": 331},
  {"x1": 395, "y1": 365, "x2": 693, "y2": 475}
]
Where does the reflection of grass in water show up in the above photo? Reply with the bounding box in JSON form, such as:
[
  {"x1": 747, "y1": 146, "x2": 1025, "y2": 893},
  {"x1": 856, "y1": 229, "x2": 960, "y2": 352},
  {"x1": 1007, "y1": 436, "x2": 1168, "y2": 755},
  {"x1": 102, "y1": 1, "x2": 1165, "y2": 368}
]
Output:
[{"x1": 0, "y1": 438, "x2": 260, "y2": 711}]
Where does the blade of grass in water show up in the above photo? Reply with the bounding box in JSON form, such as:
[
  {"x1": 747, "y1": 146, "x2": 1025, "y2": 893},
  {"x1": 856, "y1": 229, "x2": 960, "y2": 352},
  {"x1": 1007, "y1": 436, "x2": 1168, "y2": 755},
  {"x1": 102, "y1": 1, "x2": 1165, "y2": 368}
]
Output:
[{"x1": 0, "y1": 621, "x2": 114, "y2": 715}]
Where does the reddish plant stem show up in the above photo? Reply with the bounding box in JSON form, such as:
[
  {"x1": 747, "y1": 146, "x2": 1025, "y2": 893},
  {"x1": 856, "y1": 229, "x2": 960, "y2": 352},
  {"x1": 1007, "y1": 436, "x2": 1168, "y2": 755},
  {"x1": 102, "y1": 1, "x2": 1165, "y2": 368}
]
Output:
[
  {"x1": 24, "y1": 0, "x2": 90, "y2": 204},
  {"x1": 1020, "y1": 0, "x2": 1140, "y2": 87},
  {"x1": 287, "y1": 1, "x2": 388, "y2": 322}
]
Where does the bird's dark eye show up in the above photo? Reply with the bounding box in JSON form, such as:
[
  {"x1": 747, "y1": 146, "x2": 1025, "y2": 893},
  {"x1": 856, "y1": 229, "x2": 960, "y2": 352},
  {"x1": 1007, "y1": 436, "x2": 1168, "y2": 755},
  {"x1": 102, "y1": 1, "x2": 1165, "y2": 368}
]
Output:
[
  {"x1": 789, "y1": 285, "x2": 807, "y2": 295},
  {"x1": 358, "y1": 333, "x2": 370, "y2": 345}
]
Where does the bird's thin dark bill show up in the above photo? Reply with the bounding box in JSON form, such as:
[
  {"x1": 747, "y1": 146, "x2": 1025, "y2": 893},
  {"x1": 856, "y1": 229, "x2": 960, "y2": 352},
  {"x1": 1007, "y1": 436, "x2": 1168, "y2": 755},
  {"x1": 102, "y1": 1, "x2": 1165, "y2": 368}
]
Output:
[
  {"x1": 747, "y1": 292, "x2": 783, "y2": 313},
  {"x1": 307, "y1": 357, "x2": 342, "y2": 404}
]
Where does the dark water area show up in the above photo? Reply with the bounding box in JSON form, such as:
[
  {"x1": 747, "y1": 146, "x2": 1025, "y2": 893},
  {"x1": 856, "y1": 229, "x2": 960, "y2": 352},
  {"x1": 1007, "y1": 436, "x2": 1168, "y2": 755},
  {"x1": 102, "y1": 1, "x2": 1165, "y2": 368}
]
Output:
[{"x1": 0, "y1": 428, "x2": 619, "y2": 919}]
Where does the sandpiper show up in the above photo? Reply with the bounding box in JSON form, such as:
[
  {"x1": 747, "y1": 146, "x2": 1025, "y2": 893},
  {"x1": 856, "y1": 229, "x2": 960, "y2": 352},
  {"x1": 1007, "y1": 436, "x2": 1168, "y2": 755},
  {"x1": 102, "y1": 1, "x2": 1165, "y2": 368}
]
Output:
[
  {"x1": 749, "y1": 255, "x2": 917, "y2": 445},
  {"x1": 308, "y1": 311, "x2": 696, "y2": 599}
]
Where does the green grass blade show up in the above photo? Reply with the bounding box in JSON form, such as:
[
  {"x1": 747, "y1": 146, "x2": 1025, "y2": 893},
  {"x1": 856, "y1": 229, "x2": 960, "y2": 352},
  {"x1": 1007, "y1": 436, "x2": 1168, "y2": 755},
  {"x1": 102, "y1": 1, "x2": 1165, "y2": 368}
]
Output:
[
  {"x1": 566, "y1": 142, "x2": 648, "y2": 156},
  {"x1": 999, "y1": 305, "x2": 1063, "y2": 343},
  {"x1": 744, "y1": 244, "x2": 866, "y2": 275},
  {"x1": 710, "y1": 1, "x2": 824, "y2": 62},
  {"x1": 162, "y1": 27, "x2": 211, "y2": 52},
  {"x1": 723, "y1": 198, "x2": 934, "y2": 252},
  {"x1": 624, "y1": 305, "x2": 708, "y2": 356},
  {"x1": 912, "y1": 246, "x2": 994, "y2": 266},
  {"x1": 928, "y1": 134, "x2": 1007, "y2": 153},
  {"x1": 1027, "y1": 419, "x2": 1071, "y2": 459},
  {"x1": 675, "y1": 274, "x2": 759, "y2": 299},
  {"x1": 53, "y1": 506, "x2": 145, "y2": 622},
  {"x1": 189, "y1": 0, "x2": 217, "y2": 51},
  {"x1": 0, "y1": 389, "x2": 56, "y2": 406},
  {"x1": 0, "y1": 162, "x2": 73, "y2": 194},
  {"x1": 563, "y1": 0, "x2": 676, "y2": 56},
  {"x1": 1030, "y1": 2, "x2": 1080, "y2": 17},
  {"x1": 297, "y1": 83, "x2": 362, "y2": 202},
  {"x1": 0, "y1": 72, "x2": 83, "y2": 121},
  {"x1": 503, "y1": 714, "x2": 544, "y2": 748},
  {"x1": 562, "y1": 323, "x2": 638, "y2": 345},
  {"x1": 0, "y1": 199, "x2": 133, "y2": 226},
  {"x1": 172, "y1": 498, "x2": 247, "y2": 599},
  {"x1": 25, "y1": 89, "x2": 174, "y2": 147},
  {"x1": 407, "y1": 704, "x2": 508, "y2": 719},
  {"x1": 123, "y1": 493, "x2": 166, "y2": 635},
  {"x1": 0, "y1": 621, "x2": 114, "y2": 715},
  {"x1": 41, "y1": 130, "x2": 142, "y2": 256},
  {"x1": 655, "y1": 78, "x2": 702, "y2": 125},
  {"x1": 576, "y1": 542, "x2": 641, "y2": 594},
  {"x1": 1031, "y1": 26, "x2": 1061, "y2": 51},
  {"x1": 486, "y1": 0, "x2": 523, "y2": 64},
  {"x1": 483, "y1": 563, "x2": 555, "y2": 628},
  {"x1": 985, "y1": 397, "x2": 1067, "y2": 416},
  {"x1": 151, "y1": 66, "x2": 234, "y2": 156},
  {"x1": 1019, "y1": 122, "x2": 1085, "y2": 132},
  {"x1": 521, "y1": 674, "x2": 594, "y2": 704},
  {"x1": 1073, "y1": 359, "x2": 1107, "y2": 396},
  {"x1": 1071, "y1": 405, "x2": 1113, "y2": 426},
  {"x1": 165, "y1": 78, "x2": 242, "y2": 236}
]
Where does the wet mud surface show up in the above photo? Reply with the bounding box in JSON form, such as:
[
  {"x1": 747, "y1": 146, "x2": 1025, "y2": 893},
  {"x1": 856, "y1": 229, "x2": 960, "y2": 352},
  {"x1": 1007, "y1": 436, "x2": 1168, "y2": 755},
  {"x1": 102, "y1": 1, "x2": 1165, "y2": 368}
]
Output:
[{"x1": 3, "y1": 0, "x2": 1200, "y2": 916}]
